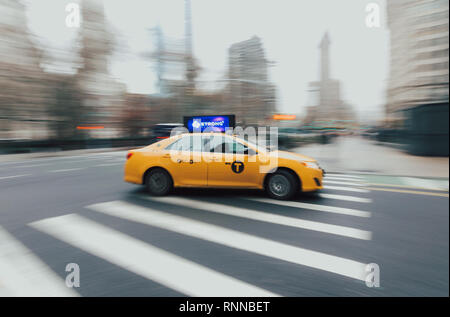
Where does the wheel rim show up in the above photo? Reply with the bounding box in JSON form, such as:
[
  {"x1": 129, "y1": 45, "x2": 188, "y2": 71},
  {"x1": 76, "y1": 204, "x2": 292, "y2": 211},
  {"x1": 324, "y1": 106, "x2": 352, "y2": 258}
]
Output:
[
  {"x1": 149, "y1": 172, "x2": 168, "y2": 193},
  {"x1": 269, "y1": 174, "x2": 290, "y2": 197}
]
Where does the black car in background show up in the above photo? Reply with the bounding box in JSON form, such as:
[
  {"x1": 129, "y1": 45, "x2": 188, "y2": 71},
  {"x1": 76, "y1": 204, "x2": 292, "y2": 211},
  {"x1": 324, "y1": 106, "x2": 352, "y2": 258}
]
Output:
[{"x1": 150, "y1": 123, "x2": 183, "y2": 143}]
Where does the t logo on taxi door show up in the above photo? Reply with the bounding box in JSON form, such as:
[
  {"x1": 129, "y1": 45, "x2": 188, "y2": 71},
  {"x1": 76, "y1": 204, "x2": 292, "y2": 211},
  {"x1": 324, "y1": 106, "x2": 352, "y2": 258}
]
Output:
[{"x1": 231, "y1": 161, "x2": 244, "y2": 174}]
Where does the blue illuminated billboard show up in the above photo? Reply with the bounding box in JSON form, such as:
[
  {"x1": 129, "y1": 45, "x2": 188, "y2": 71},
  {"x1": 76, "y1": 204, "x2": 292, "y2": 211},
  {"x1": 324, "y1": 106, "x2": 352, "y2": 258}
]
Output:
[{"x1": 184, "y1": 115, "x2": 235, "y2": 133}]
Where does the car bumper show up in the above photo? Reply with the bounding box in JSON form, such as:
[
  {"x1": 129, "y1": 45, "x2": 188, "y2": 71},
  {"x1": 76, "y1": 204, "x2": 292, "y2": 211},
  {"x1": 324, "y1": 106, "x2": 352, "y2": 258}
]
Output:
[
  {"x1": 124, "y1": 160, "x2": 144, "y2": 185},
  {"x1": 301, "y1": 168, "x2": 325, "y2": 192}
]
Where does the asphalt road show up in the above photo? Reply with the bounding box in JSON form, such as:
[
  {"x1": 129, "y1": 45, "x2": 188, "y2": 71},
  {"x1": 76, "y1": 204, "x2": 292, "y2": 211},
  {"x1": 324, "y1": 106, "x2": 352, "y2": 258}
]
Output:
[{"x1": 0, "y1": 151, "x2": 448, "y2": 296}]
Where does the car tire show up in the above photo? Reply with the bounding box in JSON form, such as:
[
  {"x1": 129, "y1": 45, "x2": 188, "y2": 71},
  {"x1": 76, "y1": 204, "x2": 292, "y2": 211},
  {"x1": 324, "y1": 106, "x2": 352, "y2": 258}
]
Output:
[
  {"x1": 265, "y1": 170, "x2": 298, "y2": 200},
  {"x1": 145, "y1": 168, "x2": 173, "y2": 196}
]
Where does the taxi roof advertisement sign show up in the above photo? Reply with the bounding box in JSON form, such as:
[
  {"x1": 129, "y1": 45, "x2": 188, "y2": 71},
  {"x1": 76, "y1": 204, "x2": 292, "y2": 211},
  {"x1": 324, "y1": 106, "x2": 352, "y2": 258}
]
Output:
[{"x1": 184, "y1": 115, "x2": 235, "y2": 133}]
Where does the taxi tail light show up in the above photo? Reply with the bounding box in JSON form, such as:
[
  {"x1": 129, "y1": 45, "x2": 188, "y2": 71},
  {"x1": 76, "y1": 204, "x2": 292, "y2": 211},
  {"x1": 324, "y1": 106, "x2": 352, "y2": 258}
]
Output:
[{"x1": 126, "y1": 152, "x2": 133, "y2": 160}]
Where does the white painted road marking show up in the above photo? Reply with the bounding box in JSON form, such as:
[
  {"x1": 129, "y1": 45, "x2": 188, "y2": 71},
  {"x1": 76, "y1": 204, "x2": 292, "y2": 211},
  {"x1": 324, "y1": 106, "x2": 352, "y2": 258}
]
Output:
[
  {"x1": 144, "y1": 196, "x2": 372, "y2": 240},
  {"x1": 318, "y1": 193, "x2": 372, "y2": 203},
  {"x1": 49, "y1": 168, "x2": 84, "y2": 173},
  {"x1": 30, "y1": 214, "x2": 278, "y2": 297},
  {"x1": 11, "y1": 163, "x2": 52, "y2": 169},
  {"x1": 0, "y1": 226, "x2": 78, "y2": 297},
  {"x1": 247, "y1": 198, "x2": 371, "y2": 218},
  {"x1": 87, "y1": 201, "x2": 369, "y2": 281},
  {"x1": 94, "y1": 163, "x2": 123, "y2": 167},
  {"x1": 0, "y1": 174, "x2": 31, "y2": 180}
]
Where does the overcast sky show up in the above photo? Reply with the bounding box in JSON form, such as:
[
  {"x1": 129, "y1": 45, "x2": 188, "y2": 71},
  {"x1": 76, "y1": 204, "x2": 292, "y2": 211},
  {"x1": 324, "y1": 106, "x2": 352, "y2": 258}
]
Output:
[{"x1": 26, "y1": 0, "x2": 389, "y2": 122}]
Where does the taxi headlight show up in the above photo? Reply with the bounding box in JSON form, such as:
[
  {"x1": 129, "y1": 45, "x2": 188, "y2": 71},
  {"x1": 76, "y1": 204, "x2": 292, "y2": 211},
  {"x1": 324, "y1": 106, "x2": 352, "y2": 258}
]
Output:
[{"x1": 302, "y1": 161, "x2": 320, "y2": 169}]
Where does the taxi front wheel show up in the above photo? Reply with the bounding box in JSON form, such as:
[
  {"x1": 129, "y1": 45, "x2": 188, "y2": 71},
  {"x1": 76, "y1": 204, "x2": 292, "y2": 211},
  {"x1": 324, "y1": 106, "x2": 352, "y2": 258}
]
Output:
[
  {"x1": 266, "y1": 170, "x2": 298, "y2": 200},
  {"x1": 145, "y1": 168, "x2": 173, "y2": 196}
]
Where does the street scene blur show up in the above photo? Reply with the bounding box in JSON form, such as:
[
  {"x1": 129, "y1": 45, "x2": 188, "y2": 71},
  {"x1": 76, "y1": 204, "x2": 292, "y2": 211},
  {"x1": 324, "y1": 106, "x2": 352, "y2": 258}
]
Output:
[{"x1": 0, "y1": 0, "x2": 448, "y2": 297}]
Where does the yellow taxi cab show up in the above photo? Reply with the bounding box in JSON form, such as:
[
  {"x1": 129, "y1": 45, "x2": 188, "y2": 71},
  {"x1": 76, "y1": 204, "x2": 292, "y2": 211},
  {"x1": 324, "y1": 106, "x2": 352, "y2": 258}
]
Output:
[{"x1": 124, "y1": 133, "x2": 324, "y2": 200}]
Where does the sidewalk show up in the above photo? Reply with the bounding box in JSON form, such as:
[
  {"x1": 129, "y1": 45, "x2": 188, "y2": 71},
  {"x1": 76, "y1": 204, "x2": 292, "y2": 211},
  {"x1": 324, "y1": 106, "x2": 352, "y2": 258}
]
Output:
[
  {"x1": 293, "y1": 136, "x2": 449, "y2": 179},
  {"x1": 0, "y1": 147, "x2": 131, "y2": 163}
]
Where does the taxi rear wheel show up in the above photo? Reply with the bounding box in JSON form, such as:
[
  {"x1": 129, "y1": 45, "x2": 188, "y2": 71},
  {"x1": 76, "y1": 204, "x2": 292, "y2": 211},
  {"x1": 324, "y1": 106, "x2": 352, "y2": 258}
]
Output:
[
  {"x1": 145, "y1": 168, "x2": 173, "y2": 196},
  {"x1": 266, "y1": 170, "x2": 297, "y2": 200}
]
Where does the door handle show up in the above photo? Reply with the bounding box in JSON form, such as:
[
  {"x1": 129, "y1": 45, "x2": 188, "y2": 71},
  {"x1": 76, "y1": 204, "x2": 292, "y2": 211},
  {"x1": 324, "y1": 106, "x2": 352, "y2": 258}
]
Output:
[{"x1": 225, "y1": 162, "x2": 231, "y2": 165}]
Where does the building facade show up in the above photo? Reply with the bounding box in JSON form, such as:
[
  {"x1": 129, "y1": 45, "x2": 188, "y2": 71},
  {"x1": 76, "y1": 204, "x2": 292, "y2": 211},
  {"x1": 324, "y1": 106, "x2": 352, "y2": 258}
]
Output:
[
  {"x1": 76, "y1": 0, "x2": 126, "y2": 138},
  {"x1": 0, "y1": 0, "x2": 49, "y2": 139},
  {"x1": 227, "y1": 36, "x2": 277, "y2": 126},
  {"x1": 386, "y1": 0, "x2": 449, "y2": 155}
]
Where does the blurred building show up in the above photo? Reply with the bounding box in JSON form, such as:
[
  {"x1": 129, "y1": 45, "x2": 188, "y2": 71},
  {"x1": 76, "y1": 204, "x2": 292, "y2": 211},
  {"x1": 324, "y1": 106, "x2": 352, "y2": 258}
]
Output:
[
  {"x1": 386, "y1": 0, "x2": 449, "y2": 156},
  {"x1": 304, "y1": 33, "x2": 356, "y2": 129},
  {"x1": 76, "y1": 0, "x2": 126, "y2": 138},
  {"x1": 0, "y1": 0, "x2": 49, "y2": 139},
  {"x1": 149, "y1": 26, "x2": 192, "y2": 95},
  {"x1": 184, "y1": 0, "x2": 197, "y2": 95},
  {"x1": 145, "y1": 0, "x2": 200, "y2": 121},
  {"x1": 386, "y1": 0, "x2": 449, "y2": 155},
  {"x1": 227, "y1": 36, "x2": 277, "y2": 126}
]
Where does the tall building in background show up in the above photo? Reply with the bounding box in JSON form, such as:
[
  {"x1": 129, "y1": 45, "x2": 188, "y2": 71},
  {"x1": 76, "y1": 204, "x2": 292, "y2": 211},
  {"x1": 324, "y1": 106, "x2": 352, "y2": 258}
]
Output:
[
  {"x1": 77, "y1": 0, "x2": 125, "y2": 137},
  {"x1": 227, "y1": 36, "x2": 276, "y2": 125},
  {"x1": 184, "y1": 0, "x2": 197, "y2": 95},
  {"x1": 152, "y1": 25, "x2": 168, "y2": 95},
  {"x1": 304, "y1": 32, "x2": 355, "y2": 128},
  {"x1": 386, "y1": 0, "x2": 449, "y2": 155},
  {"x1": 0, "y1": 0, "x2": 48, "y2": 139},
  {"x1": 148, "y1": 25, "x2": 189, "y2": 96}
]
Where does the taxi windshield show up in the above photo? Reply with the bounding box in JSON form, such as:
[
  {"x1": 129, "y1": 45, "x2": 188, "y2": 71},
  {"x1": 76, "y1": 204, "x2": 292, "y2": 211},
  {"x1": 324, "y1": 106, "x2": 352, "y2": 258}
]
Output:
[{"x1": 233, "y1": 136, "x2": 272, "y2": 153}]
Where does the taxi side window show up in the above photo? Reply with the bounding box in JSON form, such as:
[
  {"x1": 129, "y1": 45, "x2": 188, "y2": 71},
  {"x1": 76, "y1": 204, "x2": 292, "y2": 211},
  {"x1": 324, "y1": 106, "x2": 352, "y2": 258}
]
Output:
[
  {"x1": 224, "y1": 136, "x2": 255, "y2": 155},
  {"x1": 224, "y1": 140, "x2": 246, "y2": 154},
  {"x1": 165, "y1": 135, "x2": 208, "y2": 152},
  {"x1": 190, "y1": 135, "x2": 204, "y2": 152},
  {"x1": 206, "y1": 136, "x2": 253, "y2": 155},
  {"x1": 165, "y1": 136, "x2": 189, "y2": 151},
  {"x1": 209, "y1": 135, "x2": 225, "y2": 153}
]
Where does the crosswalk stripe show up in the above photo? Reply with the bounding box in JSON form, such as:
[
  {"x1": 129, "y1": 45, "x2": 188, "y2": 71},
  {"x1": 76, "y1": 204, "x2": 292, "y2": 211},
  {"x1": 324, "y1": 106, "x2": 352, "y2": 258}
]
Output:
[
  {"x1": 318, "y1": 193, "x2": 372, "y2": 203},
  {"x1": 324, "y1": 180, "x2": 365, "y2": 187},
  {"x1": 324, "y1": 185, "x2": 370, "y2": 193},
  {"x1": 247, "y1": 198, "x2": 371, "y2": 218},
  {"x1": 87, "y1": 201, "x2": 369, "y2": 281},
  {"x1": 0, "y1": 226, "x2": 78, "y2": 297},
  {"x1": 142, "y1": 196, "x2": 372, "y2": 240},
  {"x1": 325, "y1": 173, "x2": 363, "y2": 180},
  {"x1": 29, "y1": 214, "x2": 278, "y2": 297}
]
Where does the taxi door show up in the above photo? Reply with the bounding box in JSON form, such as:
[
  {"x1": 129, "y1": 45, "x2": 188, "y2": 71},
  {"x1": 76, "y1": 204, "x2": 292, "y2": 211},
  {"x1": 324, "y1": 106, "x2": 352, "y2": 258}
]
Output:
[
  {"x1": 206, "y1": 136, "x2": 261, "y2": 188},
  {"x1": 161, "y1": 135, "x2": 207, "y2": 186}
]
